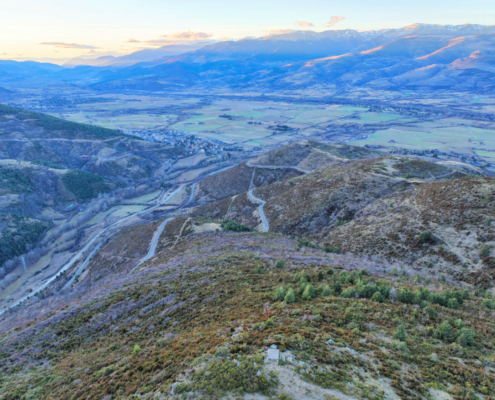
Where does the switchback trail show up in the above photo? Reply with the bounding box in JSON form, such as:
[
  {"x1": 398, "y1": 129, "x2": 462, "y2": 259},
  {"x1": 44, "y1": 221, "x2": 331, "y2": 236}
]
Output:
[{"x1": 248, "y1": 189, "x2": 269, "y2": 233}]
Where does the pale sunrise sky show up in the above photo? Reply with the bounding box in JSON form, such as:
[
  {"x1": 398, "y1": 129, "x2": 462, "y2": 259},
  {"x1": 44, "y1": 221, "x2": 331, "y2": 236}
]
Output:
[{"x1": 1, "y1": 0, "x2": 494, "y2": 63}]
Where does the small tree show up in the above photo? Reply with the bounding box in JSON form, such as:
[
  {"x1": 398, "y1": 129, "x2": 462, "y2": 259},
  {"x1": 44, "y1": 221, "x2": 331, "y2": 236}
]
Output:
[
  {"x1": 302, "y1": 285, "x2": 316, "y2": 300},
  {"x1": 285, "y1": 287, "x2": 296, "y2": 304},
  {"x1": 393, "y1": 324, "x2": 407, "y2": 342},
  {"x1": 274, "y1": 286, "x2": 286, "y2": 301},
  {"x1": 418, "y1": 231, "x2": 431, "y2": 243},
  {"x1": 371, "y1": 291, "x2": 384, "y2": 303},
  {"x1": 132, "y1": 344, "x2": 141, "y2": 355},
  {"x1": 480, "y1": 244, "x2": 491, "y2": 259},
  {"x1": 275, "y1": 259, "x2": 285, "y2": 269},
  {"x1": 434, "y1": 321, "x2": 453, "y2": 342},
  {"x1": 456, "y1": 328, "x2": 474, "y2": 347},
  {"x1": 322, "y1": 284, "x2": 332, "y2": 297}
]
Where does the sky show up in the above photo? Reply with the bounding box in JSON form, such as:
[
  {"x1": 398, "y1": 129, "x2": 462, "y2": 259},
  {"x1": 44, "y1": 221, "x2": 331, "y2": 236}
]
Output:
[{"x1": 1, "y1": 0, "x2": 494, "y2": 63}]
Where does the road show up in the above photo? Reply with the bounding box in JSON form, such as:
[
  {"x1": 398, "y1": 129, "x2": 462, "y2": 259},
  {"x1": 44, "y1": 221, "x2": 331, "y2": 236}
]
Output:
[
  {"x1": 0, "y1": 186, "x2": 184, "y2": 315},
  {"x1": 103, "y1": 139, "x2": 125, "y2": 161},
  {"x1": 248, "y1": 188, "x2": 269, "y2": 233},
  {"x1": 128, "y1": 217, "x2": 174, "y2": 274},
  {"x1": 246, "y1": 159, "x2": 310, "y2": 174}
]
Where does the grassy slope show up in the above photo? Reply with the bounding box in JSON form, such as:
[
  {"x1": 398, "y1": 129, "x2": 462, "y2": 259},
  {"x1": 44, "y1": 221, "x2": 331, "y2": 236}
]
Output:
[{"x1": 1, "y1": 225, "x2": 495, "y2": 399}]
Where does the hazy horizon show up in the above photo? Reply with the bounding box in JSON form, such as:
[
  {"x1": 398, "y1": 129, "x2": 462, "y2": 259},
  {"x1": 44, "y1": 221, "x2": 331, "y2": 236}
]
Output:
[{"x1": 2, "y1": 0, "x2": 495, "y2": 64}]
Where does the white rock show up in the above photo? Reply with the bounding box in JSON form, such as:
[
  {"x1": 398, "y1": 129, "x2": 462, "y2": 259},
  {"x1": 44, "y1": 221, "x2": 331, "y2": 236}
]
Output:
[{"x1": 267, "y1": 348, "x2": 280, "y2": 361}]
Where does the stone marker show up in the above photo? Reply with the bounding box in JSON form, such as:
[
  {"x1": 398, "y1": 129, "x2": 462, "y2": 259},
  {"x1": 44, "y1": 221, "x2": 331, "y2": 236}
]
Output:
[{"x1": 267, "y1": 348, "x2": 280, "y2": 361}]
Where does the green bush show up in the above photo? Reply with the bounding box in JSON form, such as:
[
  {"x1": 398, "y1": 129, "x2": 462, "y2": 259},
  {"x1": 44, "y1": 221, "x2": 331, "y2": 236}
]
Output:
[
  {"x1": 448, "y1": 298, "x2": 460, "y2": 310},
  {"x1": 132, "y1": 344, "x2": 141, "y2": 355},
  {"x1": 456, "y1": 328, "x2": 474, "y2": 347},
  {"x1": 331, "y1": 281, "x2": 342, "y2": 295},
  {"x1": 221, "y1": 219, "x2": 252, "y2": 232},
  {"x1": 434, "y1": 321, "x2": 453, "y2": 342},
  {"x1": 302, "y1": 285, "x2": 316, "y2": 300},
  {"x1": 391, "y1": 340, "x2": 410, "y2": 357},
  {"x1": 393, "y1": 324, "x2": 407, "y2": 341},
  {"x1": 297, "y1": 238, "x2": 318, "y2": 249},
  {"x1": 326, "y1": 268, "x2": 335, "y2": 276},
  {"x1": 323, "y1": 246, "x2": 340, "y2": 254},
  {"x1": 275, "y1": 259, "x2": 285, "y2": 269},
  {"x1": 371, "y1": 291, "x2": 384, "y2": 303},
  {"x1": 322, "y1": 284, "x2": 332, "y2": 297},
  {"x1": 273, "y1": 286, "x2": 286, "y2": 301},
  {"x1": 417, "y1": 231, "x2": 431, "y2": 243},
  {"x1": 342, "y1": 287, "x2": 356, "y2": 299},
  {"x1": 285, "y1": 287, "x2": 296, "y2": 304},
  {"x1": 480, "y1": 244, "x2": 491, "y2": 259},
  {"x1": 426, "y1": 306, "x2": 438, "y2": 319},
  {"x1": 253, "y1": 265, "x2": 264, "y2": 274},
  {"x1": 475, "y1": 288, "x2": 486, "y2": 297}
]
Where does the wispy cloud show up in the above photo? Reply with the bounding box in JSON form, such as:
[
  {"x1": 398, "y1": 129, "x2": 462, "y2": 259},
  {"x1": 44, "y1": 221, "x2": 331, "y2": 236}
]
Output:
[
  {"x1": 142, "y1": 39, "x2": 170, "y2": 46},
  {"x1": 265, "y1": 29, "x2": 296, "y2": 36},
  {"x1": 296, "y1": 20, "x2": 314, "y2": 28},
  {"x1": 125, "y1": 39, "x2": 141, "y2": 43},
  {"x1": 39, "y1": 42, "x2": 99, "y2": 49},
  {"x1": 163, "y1": 31, "x2": 213, "y2": 40},
  {"x1": 326, "y1": 16, "x2": 345, "y2": 28}
]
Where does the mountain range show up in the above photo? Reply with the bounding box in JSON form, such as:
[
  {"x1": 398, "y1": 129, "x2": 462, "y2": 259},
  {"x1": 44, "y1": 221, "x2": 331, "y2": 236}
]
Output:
[{"x1": 1, "y1": 23, "x2": 495, "y2": 92}]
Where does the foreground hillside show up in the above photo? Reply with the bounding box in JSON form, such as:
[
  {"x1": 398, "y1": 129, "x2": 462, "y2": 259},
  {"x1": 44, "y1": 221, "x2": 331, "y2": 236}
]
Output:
[
  {"x1": 0, "y1": 140, "x2": 494, "y2": 399},
  {"x1": 1, "y1": 224, "x2": 495, "y2": 399}
]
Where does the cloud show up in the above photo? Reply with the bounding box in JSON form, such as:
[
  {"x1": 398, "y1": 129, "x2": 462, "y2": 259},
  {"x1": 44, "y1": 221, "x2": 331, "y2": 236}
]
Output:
[
  {"x1": 39, "y1": 42, "x2": 99, "y2": 49},
  {"x1": 0, "y1": 53, "x2": 7, "y2": 56},
  {"x1": 326, "y1": 16, "x2": 345, "y2": 28},
  {"x1": 125, "y1": 39, "x2": 141, "y2": 43},
  {"x1": 296, "y1": 20, "x2": 314, "y2": 28},
  {"x1": 266, "y1": 29, "x2": 296, "y2": 36},
  {"x1": 142, "y1": 39, "x2": 170, "y2": 46},
  {"x1": 163, "y1": 31, "x2": 213, "y2": 40}
]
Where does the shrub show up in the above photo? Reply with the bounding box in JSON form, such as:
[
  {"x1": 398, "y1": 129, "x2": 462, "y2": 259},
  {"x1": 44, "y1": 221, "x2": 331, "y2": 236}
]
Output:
[
  {"x1": 462, "y1": 290, "x2": 469, "y2": 300},
  {"x1": 480, "y1": 244, "x2": 491, "y2": 259},
  {"x1": 221, "y1": 219, "x2": 252, "y2": 232},
  {"x1": 434, "y1": 321, "x2": 453, "y2": 342},
  {"x1": 323, "y1": 246, "x2": 340, "y2": 254},
  {"x1": 426, "y1": 306, "x2": 438, "y2": 319},
  {"x1": 393, "y1": 324, "x2": 407, "y2": 341},
  {"x1": 254, "y1": 265, "x2": 264, "y2": 274},
  {"x1": 391, "y1": 340, "x2": 410, "y2": 357},
  {"x1": 316, "y1": 271, "x2": 324, "y2": 281},
  {"x1": 322, "y1": 284, "x2": 332, "y2": 297},
  {"x1": 454, "y1": 319, "x2": 465, "y2": 329},
  {"x1": 132, "y1": 344, "x2": 142, "y2": 355},
  {"x1": 297, "y1": 238, "x2": 318, "y2": 249},
  {"x1": 275, "y1": 259, "x2": 285, "y2": 269},
  {"x1": 447, "y1": 298, "x2": 459, "y2": 310},
  {"x1": 417, "y1": 231, "x2": 431, "y2": 243},
  {"x1": 391, "y1": 267, "x2": 399, "y2": 276},
  {"x1": 371, "y1": 291, "x2": 384, "y2": 303},
  {"x1": 273, "y1": 286, "x2": 286, "y2": 301},
  {"x1": 302, "y1": 285, "x2": 316, "y2": 300},
  {"x1": 285, "y1": 287, "x2": 296, "y2": 304},
  {"x1": 482, "y1": 299, "x2": 495, "y2": 310},
  {"x1": 397, "y1": 287, "x2": 414, "y2": 304},
  {"x1": 456, "y1": 328, "x2": 474, "y2": 347},
  {"x1": 475, "y1": 288, "x2": 486, "y2": 297},
  {"x1": 439, "y1": 274, "x2": 446, "y2": 282},
  {"x1": 326, "y1": 268, "x2": 335, "y2": 276},
  {"x1": 342, "y1": 287, "x2": 356, "y2": 298},
  {"x1": 332, "y1": 281, "x2": 342, "y2": 295}
]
